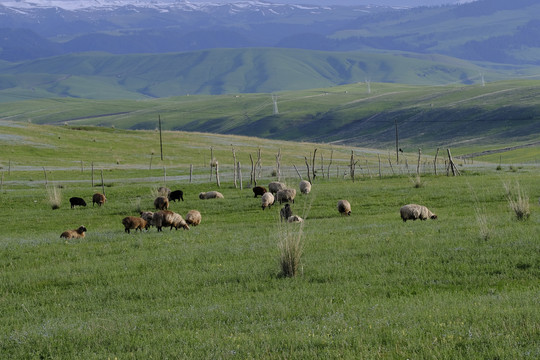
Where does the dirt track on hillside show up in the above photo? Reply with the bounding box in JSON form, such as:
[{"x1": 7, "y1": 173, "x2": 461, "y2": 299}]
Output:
[{"x1": 456, "y1": 141, "x2": 540, "y2": 159}]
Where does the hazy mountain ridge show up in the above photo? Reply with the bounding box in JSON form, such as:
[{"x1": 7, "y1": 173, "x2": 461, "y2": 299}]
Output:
[{"x1": 1, "y1": 0, "x2": 538, "y2": 66}]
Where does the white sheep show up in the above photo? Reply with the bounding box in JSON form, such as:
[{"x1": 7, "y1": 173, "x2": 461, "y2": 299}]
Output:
[
  {"x1": 261, "y1": 192, "x2": 275, "y2": 210},
  {"x1": 299, "y1": 180, "x2": 311, "y2": 194},
  {"x1": 276, "y1": 188, "x2": 296, "y2": 204},
  {"x1": 400, "y1": 204, "x2": 437, "y2": 222},
  {"x1": 199, "y1": 191, "x2": 224, "y2": 200},
  {"x1": 337, "y1": 200, "x2": 351, "y2": 216},
  {"x1": 287, "y1": 215, "x2": 303, "y2": 223}
]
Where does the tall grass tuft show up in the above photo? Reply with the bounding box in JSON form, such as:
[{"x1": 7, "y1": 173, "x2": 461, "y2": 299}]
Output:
[
  {"x1": 47, "y1": 185, "x2": 62, "y2": 210},
  {"x1": 469, "y1": 183, "x2": 492, "y2": 241},
  {"x1": 503, "y1": 181, "x2": 530, "y2": 221},
  {"x1": 277, "y1": 221, "x2": 304, "y2": 277},
  {"x1": 410, "y1": 174, "x2": 424, "y2": 188}
]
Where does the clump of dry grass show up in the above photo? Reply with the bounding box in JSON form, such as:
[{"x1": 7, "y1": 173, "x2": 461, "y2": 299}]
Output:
[
  {"x1": 47, "y1": 186, "x2": 62, "y2": 210},
  {"x1": 410, "y1": 174, "x2": 424, "y2": 188},
  {"x1": 278, "y1": 221, "x2": 304, "y2": 278},
  {"x1": 474, "y1": 208, "x2": 492, "y2": 241},
  {"x1": 503, "y1": 181, "x2": 530, "y2": 221}
]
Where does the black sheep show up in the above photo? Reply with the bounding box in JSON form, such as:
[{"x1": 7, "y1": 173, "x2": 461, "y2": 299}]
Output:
[
  {"x1": 169, "y1": 190, "x2": 184, "y2": 202},
  {"x1": 252, "y1": 186, "x2": 267, "y2": 198},
  {"x1": 69, "y1": 197, "x2": 87, "y2": 209}
]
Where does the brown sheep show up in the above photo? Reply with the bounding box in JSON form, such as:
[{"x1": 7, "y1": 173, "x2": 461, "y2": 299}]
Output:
[
  {"x1": 185, "y1": 210, "x2": 202, "y2": 226},
  {"x1": 261, "y1": 192, "x2": 275, "y2": 210},
  {"x1": 337, "y1": 200, "x2": 351, "y2": 216},
  {"x1": 199, "y1": 191, "x2": 224, "y2": 200},
  {"x1": 276, "y1": 188, "x2": 296, "y2": 204},
  {"x1": 60, "y1": 225, "x2": 87, "y2": 239},
  {"x1": 92, "y1": 193, "x2": 106, "y2": 207},
  {"x1": 252, "y1": 186, "x2": 267, "y2": 198},
  {"x1": 122, "y1": 216, "x2": 148, "y2": 233},
  {"x1": 154, "y1": 196, "x2": 169, "y2": 210},
  {"x1": 400, "y1": 204, "x2": 437, "y2": 222},
  {"x1": 152, "y1": 210, "x2": 190, "y2": 231},
  {"x1": 280, "y1": 204, "x2": 293, "y2": 222},
  {"x1": 140, "y1": 211, "x2": 154, "y2": 227}
]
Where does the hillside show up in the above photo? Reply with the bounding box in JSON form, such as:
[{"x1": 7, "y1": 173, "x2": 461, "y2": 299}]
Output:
[
  {"x1": 1, "y1": 49, "x2": 538, "y2": 100},
  {"x1": 2, "y1": 80, "x2": 539, "y2": 154}
]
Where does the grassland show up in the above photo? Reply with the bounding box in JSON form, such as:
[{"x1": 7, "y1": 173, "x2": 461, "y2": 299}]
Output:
[
  {"x1": 2, "y1": 79, "x2": 540, "y2": 151},
  {"x1": 0, "y1": 123, "x2": 539, "y2": 358}
]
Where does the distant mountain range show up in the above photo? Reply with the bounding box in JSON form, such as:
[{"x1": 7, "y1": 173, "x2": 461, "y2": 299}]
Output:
[{"x1": 1, "y1": 0, "x2": 539, "y2": 65}]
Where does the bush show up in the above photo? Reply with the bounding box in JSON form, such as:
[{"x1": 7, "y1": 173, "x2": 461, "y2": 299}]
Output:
[{"x1": 278, "y1": 221, "x2": 304, "y2": 278}]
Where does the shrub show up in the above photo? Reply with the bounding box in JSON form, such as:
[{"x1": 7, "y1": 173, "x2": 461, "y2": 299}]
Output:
[
  {"x1": 503, "y1": 181, "x2": 530, "y2": 221},
  {"x1": 410, "y1": 174, "x2": 424, "y2": 188}
]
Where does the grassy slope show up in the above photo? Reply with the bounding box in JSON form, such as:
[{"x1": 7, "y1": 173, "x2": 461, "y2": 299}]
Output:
[
  {"x1": 1, "y1": 49, "x2": 536, "y2": 100},
  {"x1": 2, "y1": 80, "x2": 539, "y2": 153},
  {"x1": 0, "y1": 122, "x2": 538, "y2": 358}
]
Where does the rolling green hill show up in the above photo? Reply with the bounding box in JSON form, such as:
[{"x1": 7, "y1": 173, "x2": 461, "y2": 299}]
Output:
[
  {"x1": 1, "y1": 79, "x2": 539, "y2": 154},
  {"x1": 1, "y1": 49, "x2": 538, "y2": 100}
]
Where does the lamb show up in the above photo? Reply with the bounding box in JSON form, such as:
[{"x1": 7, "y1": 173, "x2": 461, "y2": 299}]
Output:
[
  {"x1": 268, "y1": 182, "x2": 286, "y2": 194},
  {"x1": 140, "y1": 211, "x2": 155, "y2": 227},
  {"x1": 261, "y1": 192, "x2": 275, "y2": 210},
  {"x1": 287, "y1": 215, "x2": 303, "y2": 223},
  {"x1": 69, "y1": 197, "x2": 87, "y2": 208},
  {"x1": 152, "y1": 210, "x2": 190, "y2": 231},
  {"x1": 199, "y1": 191, "x2": 224, "y2": 200},
  {"x1": 276, "y1": 188, "x2": 296, "y2": 204},
  {"x1": 92, "y1": 193, "x2": 106, "y2": 207},
  {"x1": 400, "y1": 204, "x2": 437, "y2": 222},
  {"x1": 169, "y1": 190, "x2": 184, "y2": 202},
  {"x1": 60, "y1": 225, "x2": 87, "y2": 239},
  {"x1": 122, "y1": 216, "x2": 148, "y2": 233},
  {"x1": 337, "y1": 200, "x2": 351, "y2": 216},
  {"x1": 185, "y1": 210, "x2": 202, "y2": 226},
  {"x1": 299, "y1": 180, "x2": 311, "y2": 195},
  {"x1": 252, "y1": 186, "x2": 267, "y2": 198},
  {"x1": 280, "y1": 203, "x2": 293, "y2": 222},
  {"x1": 154, "y1": 196, "x2": 169, "y2": 210}
]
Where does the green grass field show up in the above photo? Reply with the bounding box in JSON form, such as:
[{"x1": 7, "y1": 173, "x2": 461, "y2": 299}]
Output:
[{"x1": 0, "y1": 123, "x2": 539, "y2": 358}]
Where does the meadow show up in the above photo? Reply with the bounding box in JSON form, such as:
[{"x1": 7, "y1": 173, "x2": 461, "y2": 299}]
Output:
[{"x1": 0, "y1": 123, "x2": 539, "y2": 358}]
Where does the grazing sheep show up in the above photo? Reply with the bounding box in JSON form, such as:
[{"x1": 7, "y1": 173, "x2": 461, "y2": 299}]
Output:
[
  {"x1": 276, "y1": 188, "x2": 296, "y2": 204},
  {"x1": 69, "y1": 197, "x2": 87, "y2": 208},
  {"x1": 169, "y1": 190, "x2": 184, "y2": 202},
  {"x1": 252, "y1": 186, "x2": 267, "y2": 198},
  {"x1": 337, "y1": 200, "x2": 351, "y2": 216},
  {"x1": 152, "y1": 210, "x2": 190, "y2": 231},
  {"x1": 154, "y1": 196, "x2": 169, "y2": 210},
  {"x1": 287, "y1": 215, "x2": 304, "y2": 223},
  {"x1": 157, "y1": 187, "x2": 171, "y2": 197},
  {"x1": 268, "y1": 181, "x2": 286, "y2": 194},
  {"x1": 92, "y1": 193, "x2": 106, "y2": 207},
  {"x1": 60, "y1": 225, "x2": 87, "y2": 239},
  {"x1": 140, "y1": 211, "x2": 155, "y2": 227},
  {"x1": 199, "y1": 191, "x2": 224, "y2": 200},
  {"x1": 280, "y1": 204, "x2": 293, "y2": 222},
  {"x1": 400, "y1": 204, "x2": 437, "y2": 222},
  {"x1": 122, "y1": 216, "x2": 148, "y2": 234},
  {"x1": 185, "y1": 210, "x2": 202, "y2": 226},
  {"x1": 299, "y1": 180, "x2": 311, "y2": 195},
  {"x1": 261, "y1": 192, "x2": 275, "y2": 210}
]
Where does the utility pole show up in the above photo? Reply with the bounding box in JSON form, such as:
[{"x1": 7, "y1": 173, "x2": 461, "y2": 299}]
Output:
[
  {"x1": 272, "y1": 94, "x2": 279, "y2": 115},
  {"x1": 395, "y1": 120, "x2": 399, "y2": 163}
]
